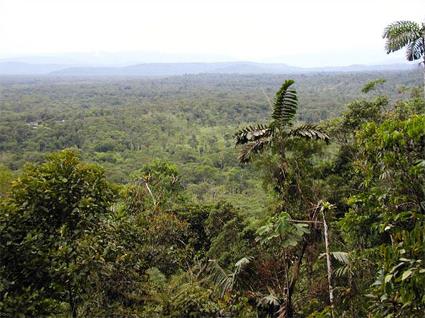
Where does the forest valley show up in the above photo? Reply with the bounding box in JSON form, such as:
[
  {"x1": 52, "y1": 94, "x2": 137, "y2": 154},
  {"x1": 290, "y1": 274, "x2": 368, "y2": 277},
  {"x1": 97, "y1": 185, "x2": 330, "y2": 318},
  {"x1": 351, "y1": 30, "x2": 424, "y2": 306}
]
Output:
[{"x1": 0, "y1": 68, "x2": 424, "y2": 318}]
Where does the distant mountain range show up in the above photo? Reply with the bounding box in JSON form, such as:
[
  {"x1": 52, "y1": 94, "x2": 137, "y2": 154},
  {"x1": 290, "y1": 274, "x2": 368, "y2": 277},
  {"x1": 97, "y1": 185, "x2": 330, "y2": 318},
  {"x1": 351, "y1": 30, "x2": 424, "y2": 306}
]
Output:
[{"x1": 0, "y1": 61, "x2": 417, "y2": 76}]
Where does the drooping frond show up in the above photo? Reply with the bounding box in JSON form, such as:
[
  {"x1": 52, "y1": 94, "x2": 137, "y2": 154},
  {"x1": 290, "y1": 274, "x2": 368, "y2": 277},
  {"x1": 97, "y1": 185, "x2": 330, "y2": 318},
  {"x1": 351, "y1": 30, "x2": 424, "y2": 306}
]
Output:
[
  {"x1": 234, "y1": 256, "x2": 254, "y2": 275},
  {"x1": 288, "y1": 124, "x2": 330, "y2": 143},
  {"x1": 238, "y1": 139, "x2": 271, "y2": 163},
  {"x1": 383, "y1": 21, "x2": 422, "y2": 53},
  {"x1": 330, "y1": 251, "x2": 350, "y2": 265},
  {"x1": 208, "y1": 260, "x2": 234, "y2": 297},
  {"x1": 235, "y1": 124, "x2": 271, "y2": 145},
  {"x1": 258, "y1": 293, "x2": 280, "y2": 307},
  {"x1": 406, "y1": 39, "x2": 425, "y2": 61},
  {"x1": 208, "y1": 256, "x2": 254, "y2": 297},
  {"x1": 272, "y1": 80, "x2": 298, "y2": 127}
]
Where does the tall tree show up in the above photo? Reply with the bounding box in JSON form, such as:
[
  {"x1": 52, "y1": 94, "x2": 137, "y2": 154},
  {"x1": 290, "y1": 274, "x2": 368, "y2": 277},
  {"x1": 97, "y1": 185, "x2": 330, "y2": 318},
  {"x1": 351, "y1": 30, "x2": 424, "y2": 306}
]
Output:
[
  {"x1": 235, "y1": 80, "x2": 329, "y2": 163},
  {"x1": 235, "y1": 80, "x2": 330, "y2": 317},
  {"x1": 383, "y1": 20, "x2": 425, "y2": 98}
]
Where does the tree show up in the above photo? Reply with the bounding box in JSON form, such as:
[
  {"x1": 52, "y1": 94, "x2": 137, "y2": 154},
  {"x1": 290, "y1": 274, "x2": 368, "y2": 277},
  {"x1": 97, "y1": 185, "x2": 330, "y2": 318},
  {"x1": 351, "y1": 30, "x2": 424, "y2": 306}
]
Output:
[
  {"x1": 235, "y1": 80, "x2": 329, "y2": 163},
  {"x1": 339, "y1": 114, "x2": 425, "y2": 317},
  {"x1": 383, "y1": 20, "x2": 425, "y2": 98},
  {"x1": 235, "y1": 80, "x2": 330, "y2": 317},
  {"x1": 0, "y1": 149, "x2": 115, "y2": 317}
]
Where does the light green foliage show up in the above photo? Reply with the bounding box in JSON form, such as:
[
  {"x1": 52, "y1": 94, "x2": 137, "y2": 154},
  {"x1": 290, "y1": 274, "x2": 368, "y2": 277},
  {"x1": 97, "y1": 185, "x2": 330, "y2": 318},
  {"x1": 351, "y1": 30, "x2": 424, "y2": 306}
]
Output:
[
  {"x1": 0, "y1": 164, "x2": 13, "y2": 197},
  {"x1": 125, "y1": 160, "x2": 185, "y2": 212},
  {"x1": 338, "y1": 113, "x2": 425, "y2": 317},
  {"x1": 256, "y1": 212, "x2": 309, "y2": 248},
  {"x1": 362, "y1": 79, "x2": 386, "y2": 94}
]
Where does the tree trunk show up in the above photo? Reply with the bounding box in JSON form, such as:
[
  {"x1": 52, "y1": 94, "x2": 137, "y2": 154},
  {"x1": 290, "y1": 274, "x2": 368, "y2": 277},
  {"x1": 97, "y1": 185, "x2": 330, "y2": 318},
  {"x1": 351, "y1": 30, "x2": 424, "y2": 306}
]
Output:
[
  {"x1": 283, "y1": 241, "x2": 308, "y2": 318},
  {"x1": 68, "y1": 284, "x2": 78, "y2": 318},
  {"x1": 423, "y1": 54, "x2": 425, "y2": 100},
  {"x1": 423, "y1": 38, "x2": 425, "y2": 100},
  {"x1": 322, "y1": 211, "x2": 334, "y2": 317}
]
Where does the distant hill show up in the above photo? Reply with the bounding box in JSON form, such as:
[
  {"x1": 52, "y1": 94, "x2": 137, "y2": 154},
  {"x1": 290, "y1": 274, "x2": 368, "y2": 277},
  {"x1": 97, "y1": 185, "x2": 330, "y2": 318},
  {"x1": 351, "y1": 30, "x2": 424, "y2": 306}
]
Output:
[
  {"x1": 0, "y1": 62, "x2": 71, "y2": 75},
  {"x1": 0, "y1": 61, "x2": 417, "y2": 76},
  {"x1": 49, "y1": 62, "x2": 305, "y2": 76}
]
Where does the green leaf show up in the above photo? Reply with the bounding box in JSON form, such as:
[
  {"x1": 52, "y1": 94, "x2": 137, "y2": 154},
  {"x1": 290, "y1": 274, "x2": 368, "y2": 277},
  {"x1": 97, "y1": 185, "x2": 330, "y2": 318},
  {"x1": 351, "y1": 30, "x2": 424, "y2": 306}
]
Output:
[{"x1": 401, "y1": 269, "x2": 413, "y2": 281}]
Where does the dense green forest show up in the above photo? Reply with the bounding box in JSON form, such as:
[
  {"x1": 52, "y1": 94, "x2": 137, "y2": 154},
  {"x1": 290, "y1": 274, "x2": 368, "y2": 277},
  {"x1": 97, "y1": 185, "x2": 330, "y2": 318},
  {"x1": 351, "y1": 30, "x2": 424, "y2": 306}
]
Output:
[{"x1": 0, "y1": 69, "x2": 424, "y2": 317}]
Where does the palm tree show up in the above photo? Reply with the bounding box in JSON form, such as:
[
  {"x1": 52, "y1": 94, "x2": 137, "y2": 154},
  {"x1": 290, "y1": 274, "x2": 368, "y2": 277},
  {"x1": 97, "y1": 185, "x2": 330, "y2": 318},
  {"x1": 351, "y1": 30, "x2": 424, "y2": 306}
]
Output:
[
  {"x1": 235, "y1": 80, "x2": 329, "y2": 163},
  {"x1": 235, "y1": 80, "x2": 329, "y2": 317},
  {"x1": 383, "y1": 20, "x2": 425, "y2": 98}
]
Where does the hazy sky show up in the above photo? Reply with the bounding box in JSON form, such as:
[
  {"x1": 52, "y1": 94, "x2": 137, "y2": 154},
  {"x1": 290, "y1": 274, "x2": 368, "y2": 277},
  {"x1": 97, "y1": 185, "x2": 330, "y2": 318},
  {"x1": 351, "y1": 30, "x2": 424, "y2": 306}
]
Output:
[{"x1": 0, "y1": 0, "x2": 423, "y2": 66}]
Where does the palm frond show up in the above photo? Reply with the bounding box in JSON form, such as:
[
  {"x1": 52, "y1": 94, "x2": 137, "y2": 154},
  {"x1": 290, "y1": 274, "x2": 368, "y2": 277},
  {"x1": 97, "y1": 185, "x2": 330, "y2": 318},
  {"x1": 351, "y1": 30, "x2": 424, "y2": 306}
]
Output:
[
  {"x1": 272, "y1": 80, "x2": 298, "y2": 127},
  {"x1": 234, "y1": 256, "x2": 253, "y2": 275},
  {"x1": 238, "y1": 139, "x2": 271, "y2": 163},
  {"x1": 208, "y1": 257, "x2": 254, "y2": 297},
  {"x1": 406, "y1": 39, "x2": 424, "y2": 61},
  {"x1": 383, "y1": 21, "x2": 422, "y2": 53},
  {"x1": 235, "y1": 124, "x2": 271, "y2": 145},
  {"x1": 334, "y1": 265, "x2": 350, "y2": 278},
  {"x1": 258, "y1": 293, "x2": 280, "y2": 307},
  {"x1": 288, "y1": 124, "x2": 330, "y2": 143},
  {"x1": 208, "y1": 260, "x2": 233, "y2": 297},
  {"x1": 331, "y1": 251, "x2": 350, "y2": 265}
]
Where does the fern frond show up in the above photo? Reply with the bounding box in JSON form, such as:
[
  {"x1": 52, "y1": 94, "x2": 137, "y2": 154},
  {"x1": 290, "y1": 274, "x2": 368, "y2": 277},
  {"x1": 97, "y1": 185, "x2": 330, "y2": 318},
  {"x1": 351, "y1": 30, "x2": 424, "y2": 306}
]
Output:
[
  {"x1": 288, "y1": 124, "x2": 330, "y2": 143},
  {"x1": 235, "y1": 124, "x2": 271, "y2": 145},
  {"x1": 272, "y1": 80, "x2": 298, "y2": 127},
  {"x1": 383, "y1": 21, "x2": 422, "y2": 53},
  {"x1": 238, "y1": 139, "x2": 271, "y2": 163}
]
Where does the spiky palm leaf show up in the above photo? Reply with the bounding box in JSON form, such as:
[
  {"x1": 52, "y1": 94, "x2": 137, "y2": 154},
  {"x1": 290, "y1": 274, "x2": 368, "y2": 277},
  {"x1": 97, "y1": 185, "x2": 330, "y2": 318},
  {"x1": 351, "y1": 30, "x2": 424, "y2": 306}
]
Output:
[
  {"x1": 272, "y1": 80, "x2": 298, "y2": 127},
  {"x1": 383, "y1": 21, "x2": 423, "y2": 54},
  {"x1": 406, "y1": 39, "x2": 425, "y2": 61},
  {"x1": 383, "y1": 20, "x2": 425, "y2": 98},
  {"x1": 319, "y1": 251, "x2": 352, "y2": 278},
  {"x1": 288, "y1": 124, "x2": 330, "y2": 143},
  {"x1": 238, "y1": 139, "x2": 271, "y2": 163},
  {"x1": 235, "y1": 124, "x2": 271, "y2": 145}
]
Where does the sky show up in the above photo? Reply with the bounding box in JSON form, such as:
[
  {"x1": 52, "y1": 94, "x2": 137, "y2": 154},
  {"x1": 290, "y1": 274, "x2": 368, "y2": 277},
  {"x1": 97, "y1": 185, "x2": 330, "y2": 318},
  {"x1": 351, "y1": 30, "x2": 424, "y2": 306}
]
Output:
[{"x1": 0, "y1": 0, "x2": 423, "y2": 67}]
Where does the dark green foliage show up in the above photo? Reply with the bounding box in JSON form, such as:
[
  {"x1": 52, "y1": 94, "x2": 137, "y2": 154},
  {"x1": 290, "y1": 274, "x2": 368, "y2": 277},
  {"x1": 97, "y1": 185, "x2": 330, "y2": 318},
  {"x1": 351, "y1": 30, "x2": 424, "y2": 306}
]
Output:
[
  {"x1": 272, "y1": 80, "x2": 298, "y2": 126},
  {"x1": 0, "y1": 149, "x2": 115, "y2": 316}
]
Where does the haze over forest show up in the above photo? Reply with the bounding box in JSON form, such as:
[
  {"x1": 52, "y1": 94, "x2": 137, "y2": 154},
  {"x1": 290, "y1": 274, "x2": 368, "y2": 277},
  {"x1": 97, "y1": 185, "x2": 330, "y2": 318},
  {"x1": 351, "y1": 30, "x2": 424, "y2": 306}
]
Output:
[{"x1": 1, "y1": 0, "x2": 424, "y2": 67}]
